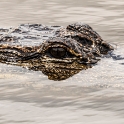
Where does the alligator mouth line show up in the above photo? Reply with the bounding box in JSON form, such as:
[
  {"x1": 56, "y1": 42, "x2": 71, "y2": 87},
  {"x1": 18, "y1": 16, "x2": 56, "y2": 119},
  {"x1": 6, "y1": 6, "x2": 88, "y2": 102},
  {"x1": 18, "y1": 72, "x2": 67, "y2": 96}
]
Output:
[{"x1": 51, "y1": 66, "x2": 87, "y2": 70}]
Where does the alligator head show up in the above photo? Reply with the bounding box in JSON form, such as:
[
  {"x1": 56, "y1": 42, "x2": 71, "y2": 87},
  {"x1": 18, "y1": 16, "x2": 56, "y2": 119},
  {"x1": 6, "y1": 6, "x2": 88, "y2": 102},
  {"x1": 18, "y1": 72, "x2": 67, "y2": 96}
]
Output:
[
  {"x1": 13, "y1": 37, "x2": 94, "y2": 81},
  {"x1": 0, "y1": 23, "x2": 114, "y2": 81}
]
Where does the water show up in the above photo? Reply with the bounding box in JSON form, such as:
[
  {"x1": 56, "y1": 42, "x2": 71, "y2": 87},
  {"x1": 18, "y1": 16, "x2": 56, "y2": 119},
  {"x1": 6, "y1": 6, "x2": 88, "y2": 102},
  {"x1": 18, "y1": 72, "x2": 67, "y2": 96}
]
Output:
[{"x1": 0, "y1": 0, "x2": 124, "y2": 123}]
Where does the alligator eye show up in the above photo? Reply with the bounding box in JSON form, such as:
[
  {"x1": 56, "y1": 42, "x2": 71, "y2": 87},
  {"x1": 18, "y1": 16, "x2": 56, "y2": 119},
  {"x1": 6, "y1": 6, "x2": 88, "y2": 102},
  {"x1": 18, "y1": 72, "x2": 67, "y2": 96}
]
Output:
[{"x1": 49, "y1": 47, "x2": 66, "y2": 58}]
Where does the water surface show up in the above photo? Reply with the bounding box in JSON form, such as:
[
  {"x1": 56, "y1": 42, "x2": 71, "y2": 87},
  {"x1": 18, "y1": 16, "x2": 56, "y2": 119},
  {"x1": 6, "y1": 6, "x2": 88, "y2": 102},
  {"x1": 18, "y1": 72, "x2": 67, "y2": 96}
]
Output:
[{"x1": 0, "y1": 0, "x2": 124, "y2": 124}]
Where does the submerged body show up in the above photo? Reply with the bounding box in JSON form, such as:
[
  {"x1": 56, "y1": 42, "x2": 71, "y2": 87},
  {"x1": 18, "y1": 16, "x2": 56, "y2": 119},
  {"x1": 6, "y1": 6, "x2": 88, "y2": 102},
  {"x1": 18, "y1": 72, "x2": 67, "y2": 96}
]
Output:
[{"x1": 0, "y1": 23, "x2": 114, "y2": 80}]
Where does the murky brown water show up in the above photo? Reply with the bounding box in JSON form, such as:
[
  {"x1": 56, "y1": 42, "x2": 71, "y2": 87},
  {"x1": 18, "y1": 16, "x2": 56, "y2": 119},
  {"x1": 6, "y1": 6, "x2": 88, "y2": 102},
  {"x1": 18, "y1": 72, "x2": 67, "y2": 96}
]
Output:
[{"x1": 0, "y1": 0, "x2": 124, "y2": 124}]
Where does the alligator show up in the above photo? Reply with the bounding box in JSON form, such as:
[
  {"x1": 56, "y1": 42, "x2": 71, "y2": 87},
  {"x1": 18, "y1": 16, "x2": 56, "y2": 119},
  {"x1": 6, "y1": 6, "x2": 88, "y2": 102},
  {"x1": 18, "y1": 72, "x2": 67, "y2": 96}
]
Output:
[{"x1": 0, "y1": 22, "x2": 114, "y2": 80}]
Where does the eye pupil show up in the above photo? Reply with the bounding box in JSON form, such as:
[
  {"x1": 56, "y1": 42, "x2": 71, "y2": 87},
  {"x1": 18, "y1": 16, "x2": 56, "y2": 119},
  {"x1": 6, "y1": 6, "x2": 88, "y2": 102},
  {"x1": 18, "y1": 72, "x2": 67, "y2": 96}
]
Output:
[{"x1": 49, "y1": 47, "x2": 66, "y2": 58}]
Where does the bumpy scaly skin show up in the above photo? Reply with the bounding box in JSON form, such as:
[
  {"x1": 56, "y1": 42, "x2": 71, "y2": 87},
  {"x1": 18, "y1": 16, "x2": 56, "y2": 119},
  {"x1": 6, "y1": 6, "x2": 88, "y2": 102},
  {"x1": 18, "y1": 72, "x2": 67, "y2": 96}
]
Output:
[{"x1": 0, "y1": 23, "x2": 114, "y2": 80}]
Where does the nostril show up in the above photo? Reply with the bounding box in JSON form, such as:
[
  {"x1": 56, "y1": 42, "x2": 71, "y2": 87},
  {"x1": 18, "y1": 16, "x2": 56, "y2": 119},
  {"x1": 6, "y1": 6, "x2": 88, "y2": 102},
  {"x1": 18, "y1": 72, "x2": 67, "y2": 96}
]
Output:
[
  {"x1": 100, "y1": 42, "x2": 114, "y2": 54},
  {"x1": 82, "y1": 57, "x2": 88, "y2": 62},
  {"x1": 78, "y1": 57, "x2": 89, "y2": 64}
]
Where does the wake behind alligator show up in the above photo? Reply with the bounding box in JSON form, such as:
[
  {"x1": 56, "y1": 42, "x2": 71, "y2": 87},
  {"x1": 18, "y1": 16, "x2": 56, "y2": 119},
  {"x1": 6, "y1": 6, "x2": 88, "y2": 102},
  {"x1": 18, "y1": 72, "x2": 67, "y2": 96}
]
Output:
[{"x1": 0, "y1": 22, "x2": 114, "y2": 80}]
